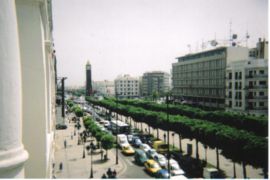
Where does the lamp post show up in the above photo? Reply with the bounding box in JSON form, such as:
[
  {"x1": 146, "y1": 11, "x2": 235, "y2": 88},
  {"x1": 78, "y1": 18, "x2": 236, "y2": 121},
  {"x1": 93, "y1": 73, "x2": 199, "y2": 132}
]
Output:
[
  {"x1": 163, "y1": 133, "x2": 166, "y2": 143},
  {"x1": 172, "y1": 133, "x2": 175, "y2": 150},
  {"x1": 166, "y1": 94, "x2": 170, "y2": 179},
  {"x1": 89, "y1": 140, "x2": 94, "y2": 178},
  {"x1": 115, "y1": 94, "x2": 119, "y2": 165},
  {"x1": 82, "y1": 140, "x2": 85, "y2": 159}
]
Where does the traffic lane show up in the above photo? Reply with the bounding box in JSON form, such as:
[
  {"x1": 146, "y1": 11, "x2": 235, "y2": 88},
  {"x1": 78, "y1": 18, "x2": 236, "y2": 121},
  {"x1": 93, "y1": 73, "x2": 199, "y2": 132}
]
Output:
[{"x1": 118, "y1": 150, "x2": 153, "y2": 179}]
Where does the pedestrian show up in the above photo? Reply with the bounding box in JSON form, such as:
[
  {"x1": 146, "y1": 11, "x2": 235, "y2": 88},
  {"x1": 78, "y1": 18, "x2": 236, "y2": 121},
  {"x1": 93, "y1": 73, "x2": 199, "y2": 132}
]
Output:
[
  {"x1": 71, "y1": 135, "x2": 73, "y2": 140},
  {"x1": 64, "y1": 139, "x2": 67, "y2": 148},
  {"x1": 101, "y1": 174, "x2": 107, "y2": 179},
  {"x1": 106, "y1": 168, "x2": 112, "y2": 178},
  {"x1": 112, "y1": 169, "x2": 117, "y2": 178},
  {"x1": 101, "y1": 150, "x2": 104, "y2": 160},
  {"x1": 59, "y1": 162, "x2": 63, "y2": 171}
]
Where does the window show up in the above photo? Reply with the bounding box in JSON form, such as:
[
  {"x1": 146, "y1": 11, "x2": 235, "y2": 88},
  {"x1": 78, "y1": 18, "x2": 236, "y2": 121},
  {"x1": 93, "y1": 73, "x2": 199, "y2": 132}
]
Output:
[
  {"x1": 239, "y1": 72, "x2": 242, "y2": 79},
  {"x1": 259, "y1": 81, "x2": 266, "y2": 85},
  {"x1": 229, "y1": 72, "x2": 232, "y2": 79},
  {"x1": 229, "y1": 101, "x2": 232, "y2": 107},
  {"x1": 239, "y1": 102, "x2": 242, "y2": 107},
  {"x1": 259, "y1": 91, "x2": 264, "y2": 96},
  {"x1": 235, "y1": 82, "x2": 238, "y2": 89},
  {"x1": 259, "y1": 70, "x2": 264, "y2": 75},
  {"x1": 235, "y1": 72, "x2": 238, "y2": 79},
  {"x1": 259, "y1": 102, "x2": 264, "y2": 107},
  {"x1": 239, "y1": 82, "x2": 242, "y2": 89}
]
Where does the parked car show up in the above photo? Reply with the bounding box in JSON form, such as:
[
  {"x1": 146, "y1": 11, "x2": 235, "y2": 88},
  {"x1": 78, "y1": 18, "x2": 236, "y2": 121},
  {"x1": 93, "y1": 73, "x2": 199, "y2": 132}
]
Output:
[
  {"x1": 56, "y1": 124, "x2": 67, "y2": 130},
  {"x1": 146, "y1": 149, "x2": 158, "y2": 159},
  {"x1": 138, "y1": 134, "x2": 153, "y2": 145},
  {"x1": 168, "y1": 159, "x2": 185, "y2": 176},
  {"x1": 132, "y1": 137, "x2": 142, "y2": 147},
  {"x1": 140, "y1": 143, "x2": 151, "y2": 153},
  {"x1": 122, "y1": 144, "x2": 135, "y2": 155},
  {"x1": 134, "y1": 149, "x2": 148, "y2": 165},
  {"x1": 127, "y1": 134, "x2": 133, "y2": 143},
  {"x1": 153, "y1": 154, "x2": 167, "y2": 168},
  {"x1": 171, "y1": 174, "x2": 188, "y2": 180},
  {"x1": 144, "y1": 159, "x2": 161, "y2": 176},
  {"x1": 156, "y1": 169, "x2": 170, "y2": 179}
]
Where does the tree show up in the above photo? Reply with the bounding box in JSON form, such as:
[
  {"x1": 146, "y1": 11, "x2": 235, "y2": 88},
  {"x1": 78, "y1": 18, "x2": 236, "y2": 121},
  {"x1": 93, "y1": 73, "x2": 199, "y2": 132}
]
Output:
[
  {"x1": 101, "y1": 134, "x2": 114, "y2": 160},
  {"x1": 96, "y1": 131, "x2": 106, "y2": 150}
]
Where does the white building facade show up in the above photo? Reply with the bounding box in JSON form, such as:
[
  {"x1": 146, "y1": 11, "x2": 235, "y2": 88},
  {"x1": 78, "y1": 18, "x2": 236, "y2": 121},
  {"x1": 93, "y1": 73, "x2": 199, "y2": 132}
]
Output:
[
  {"x1": 12, "y1": 0, "x2": 56, "y2": 178},
  {"x1": 226, "y1": 59, "x2": 268, "y2": 116},
  {"x1": 115, "y1": 75, "x2": 140, "y2": 98},
  {"x1": 93, "y1": 80, "x2": 115, "y2": 97}
]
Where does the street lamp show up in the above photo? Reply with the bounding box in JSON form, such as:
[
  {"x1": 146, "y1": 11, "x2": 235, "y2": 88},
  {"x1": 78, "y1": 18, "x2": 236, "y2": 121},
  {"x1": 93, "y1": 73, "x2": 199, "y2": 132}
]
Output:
[
  {"x1": 89, "y1": 139, "x2": 94, "y2": 178},
  {"x1": 82, "y1": 141, "x2": 86, "y2": 159},
  {"x1": 172, "y1": 133, "x2": 175, "y2": 150},
  {"x1": 115, "y1": 94, "x2": 119, "y2": 165},
  {"x1": 166, "y1": 94, "x2": 171, "y2": 179},
  {"x1": 163, "y1": 133, "x2": 166, "y2": 143}
]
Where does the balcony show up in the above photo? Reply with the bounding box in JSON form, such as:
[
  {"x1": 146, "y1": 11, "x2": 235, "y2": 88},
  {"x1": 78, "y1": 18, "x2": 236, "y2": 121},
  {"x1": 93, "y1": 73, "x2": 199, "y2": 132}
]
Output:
[{"x1": 246, "y1": 74, "x2": 268, "y2": 79}]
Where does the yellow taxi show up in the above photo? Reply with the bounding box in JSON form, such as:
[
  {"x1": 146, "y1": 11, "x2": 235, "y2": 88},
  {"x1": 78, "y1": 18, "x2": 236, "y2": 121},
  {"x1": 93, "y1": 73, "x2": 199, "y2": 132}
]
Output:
[
  {"x1": 122, "y1": 144, "x2": 135, "y2": 155},
  {"x1": 144, "y1": 159, "x2": 161, "y2": 175}
]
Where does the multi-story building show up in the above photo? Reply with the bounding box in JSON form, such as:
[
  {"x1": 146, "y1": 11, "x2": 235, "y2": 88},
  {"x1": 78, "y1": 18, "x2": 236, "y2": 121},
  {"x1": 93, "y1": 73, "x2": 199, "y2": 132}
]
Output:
[
  {"x1": 225, "y1": 39, "x2": 268, "y2": 116},
  {"x1": 172, "y1": 47, "x2": 249, "y2": 108},
  {"x1": 86, "y1": 61, "x2": 92, "y2": 96},
  {"x1": 93, "y1": 80, "x2": 115, "y2": 96},
  {"x1": 0, "y1": 0, "x2": 56, "y2": 178},
  {"x1": 115, "y1": 75, "x2": 140, "y2": 98},
  {"x1": 141, "y1": 71, "x2": 170, "y2": 96},
  {"x1": 225, "y1": 59, "x2": 268, "y2": 116}
]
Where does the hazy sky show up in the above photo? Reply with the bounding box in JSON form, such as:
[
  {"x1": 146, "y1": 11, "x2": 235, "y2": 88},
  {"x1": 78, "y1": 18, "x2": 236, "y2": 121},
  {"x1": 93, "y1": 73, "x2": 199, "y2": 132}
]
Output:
[{"x1": 52, "y1": 0, "x2": 268, "y2": 87}]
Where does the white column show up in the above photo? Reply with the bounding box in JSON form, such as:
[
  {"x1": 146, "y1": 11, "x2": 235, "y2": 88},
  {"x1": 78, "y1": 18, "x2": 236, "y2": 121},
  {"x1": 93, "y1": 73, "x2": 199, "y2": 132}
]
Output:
[{"x1": 0, "y1": 0, "x2": 28, "y2": 178}]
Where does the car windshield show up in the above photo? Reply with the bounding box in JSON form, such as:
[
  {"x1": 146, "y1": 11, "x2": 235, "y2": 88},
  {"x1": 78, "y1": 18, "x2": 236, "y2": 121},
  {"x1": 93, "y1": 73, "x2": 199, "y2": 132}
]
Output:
[
  {"x1": 171, "y1": 164, "x2": 180, "y2": 170},
  {"x1": 151, "y1": 163, "x2": 159, "y2": 169},
  {"x1": 124, "y1": 146, "x2": 131, "y2": 150}
]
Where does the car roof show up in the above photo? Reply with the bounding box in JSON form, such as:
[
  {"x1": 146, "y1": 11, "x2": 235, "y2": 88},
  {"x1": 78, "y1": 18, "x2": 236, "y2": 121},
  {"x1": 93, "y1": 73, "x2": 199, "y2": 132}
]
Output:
[{"x1": 147, "y1": 159, "x2": 156, "y2": 164}]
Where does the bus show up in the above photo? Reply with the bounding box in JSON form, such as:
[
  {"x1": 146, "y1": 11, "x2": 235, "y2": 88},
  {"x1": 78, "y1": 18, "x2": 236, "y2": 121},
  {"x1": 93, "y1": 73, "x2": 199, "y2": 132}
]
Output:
[{"x1": 110, "y1": 120, "x2": 130, "y2": 134}]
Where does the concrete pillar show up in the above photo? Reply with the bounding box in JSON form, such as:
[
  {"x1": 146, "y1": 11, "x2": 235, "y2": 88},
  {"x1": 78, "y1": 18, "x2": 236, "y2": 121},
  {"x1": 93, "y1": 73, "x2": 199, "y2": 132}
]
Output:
[{"x1": 0, "y1": 0, "x2": 28, "y2": 178}]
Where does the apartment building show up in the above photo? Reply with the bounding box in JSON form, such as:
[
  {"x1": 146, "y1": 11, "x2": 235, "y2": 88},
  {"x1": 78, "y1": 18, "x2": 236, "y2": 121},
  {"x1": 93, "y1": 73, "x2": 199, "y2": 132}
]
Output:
[
  {"x1": 225, "y1": 59, "x2": 268, "y2": 116},
  {"x1": 172, "y1": 47, "x2": 249, "y2": 108},
  {"x1": 115, "y1": 75, "x2": 140, "y2": 98},
  {"x1": 93, "y1": 80, "x2": 115, "y2": 97},
  {"x1": 141, "y1": 71, "x2": 170, "y2": 96}
]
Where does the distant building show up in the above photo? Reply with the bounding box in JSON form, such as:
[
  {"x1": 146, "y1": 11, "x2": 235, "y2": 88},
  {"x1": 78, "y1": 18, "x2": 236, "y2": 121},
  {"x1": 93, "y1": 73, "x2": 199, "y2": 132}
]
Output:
[
  {"x1": 115, "y1": 74, "x2": 140, "y2": 98},
  {"x1": 93, "y1": 80, "x2": 115, "y2": 96},
  {"x1": 86, "y1": 61, "x2": 92, "y2": 96},
  {"x1": 172, "y1": 47, "x2": 249, "y2": 108},
  {"x1": 141, "y1": 71, "x2": 170, "y2": 96},
  {"x1": 249, "y1": 38, "x2": 268, "y2": 59}
]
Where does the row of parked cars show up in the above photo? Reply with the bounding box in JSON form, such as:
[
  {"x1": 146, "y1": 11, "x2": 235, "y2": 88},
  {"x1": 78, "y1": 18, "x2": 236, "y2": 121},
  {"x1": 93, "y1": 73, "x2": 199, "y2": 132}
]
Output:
[{"x1": 117, "y1": 133, "x2": 187, "y2": 179}]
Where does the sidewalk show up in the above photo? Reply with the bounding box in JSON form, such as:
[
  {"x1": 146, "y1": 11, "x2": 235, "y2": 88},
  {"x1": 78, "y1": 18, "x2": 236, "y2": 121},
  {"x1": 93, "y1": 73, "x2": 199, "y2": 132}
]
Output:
[{"x1": 53, "y1": 112, "x2": 125, "y2": 178}]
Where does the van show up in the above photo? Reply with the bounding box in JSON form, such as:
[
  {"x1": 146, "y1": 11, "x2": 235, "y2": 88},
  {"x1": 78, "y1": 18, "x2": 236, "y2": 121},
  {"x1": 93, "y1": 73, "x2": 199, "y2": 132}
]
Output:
[
  {"x1": 117, "y1": 134, "x2": 129, "y2": 148},
  {"x1": 152, "y1": 140, "x2": 169, "y2": 154}
]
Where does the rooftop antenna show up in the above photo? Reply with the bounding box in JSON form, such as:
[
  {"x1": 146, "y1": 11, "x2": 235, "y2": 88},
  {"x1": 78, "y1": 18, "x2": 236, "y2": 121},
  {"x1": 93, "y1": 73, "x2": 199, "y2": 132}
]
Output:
[
  {"x1": 187, "y1": 44, "x2": 191, "y2": 53},
  {"x1": 245, "y1": 23, "x2": 250, "y2": 47},
  {"x1": 229, "y1": 20, "x2": 232, "y2": 46}
]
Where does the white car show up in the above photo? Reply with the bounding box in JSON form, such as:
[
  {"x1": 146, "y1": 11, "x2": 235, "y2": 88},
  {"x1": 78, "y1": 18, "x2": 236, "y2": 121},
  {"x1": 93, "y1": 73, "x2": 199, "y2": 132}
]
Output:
[
  {"x1": 171, "y1": 175, "x2": 188, "y2": 180},
  {"x1": 169, "y1": 159, "x2": 185, "y2": 176},
  {"x1": 139, "y1": 143, "x2": 151, "y2": 153},
  {"x1": 146, "y1": 149, "x2": 158, "y2": 159},
  {"x1": 153, "y1": 154, "x2": 167, "y2": 168}
]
